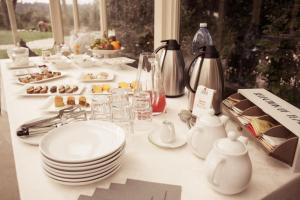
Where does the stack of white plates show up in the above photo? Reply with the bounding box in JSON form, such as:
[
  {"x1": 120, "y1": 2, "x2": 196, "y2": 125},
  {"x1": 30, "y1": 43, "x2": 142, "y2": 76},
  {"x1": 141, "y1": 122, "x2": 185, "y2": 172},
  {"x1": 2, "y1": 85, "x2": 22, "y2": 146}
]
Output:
[{"x1": 39, "y1": 121, "x2": 126, "y2": 186}]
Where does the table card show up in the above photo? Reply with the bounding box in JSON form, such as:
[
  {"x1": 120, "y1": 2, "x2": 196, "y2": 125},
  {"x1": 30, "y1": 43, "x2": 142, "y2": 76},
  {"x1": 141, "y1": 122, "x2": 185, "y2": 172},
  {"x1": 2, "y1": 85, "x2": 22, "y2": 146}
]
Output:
[{"x1": 192, "y1": 85, "x2": 215, "y2": 117}]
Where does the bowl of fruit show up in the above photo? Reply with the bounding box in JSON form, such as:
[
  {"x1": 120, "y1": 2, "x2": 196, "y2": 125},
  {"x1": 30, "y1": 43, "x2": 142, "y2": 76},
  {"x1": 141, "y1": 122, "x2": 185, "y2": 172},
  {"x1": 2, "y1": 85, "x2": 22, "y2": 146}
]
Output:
[{"x1": 90, "y1": 36, "x2": 122, "y2": 57}]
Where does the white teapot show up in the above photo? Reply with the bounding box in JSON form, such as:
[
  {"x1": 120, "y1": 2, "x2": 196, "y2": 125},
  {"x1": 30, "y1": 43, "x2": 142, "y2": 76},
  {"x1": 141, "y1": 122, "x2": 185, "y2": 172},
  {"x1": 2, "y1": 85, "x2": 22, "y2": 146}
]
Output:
[
  {"x1": 188, "y1": 109, "x2": 228, "y2": 159},
  {"x1": 205, "y1": 131, "x2": 252, "y2": 195}
]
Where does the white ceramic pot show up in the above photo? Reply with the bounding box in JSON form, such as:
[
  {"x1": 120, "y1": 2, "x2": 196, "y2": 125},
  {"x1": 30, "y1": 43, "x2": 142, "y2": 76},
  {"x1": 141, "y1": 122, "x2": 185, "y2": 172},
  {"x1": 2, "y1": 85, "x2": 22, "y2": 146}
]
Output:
[
  {"x1": 188, "y1": 109, "x2": 228, "y2": 159},
  {"x1": 205, "y1": 131, "x2": 252, "y2": 195}
]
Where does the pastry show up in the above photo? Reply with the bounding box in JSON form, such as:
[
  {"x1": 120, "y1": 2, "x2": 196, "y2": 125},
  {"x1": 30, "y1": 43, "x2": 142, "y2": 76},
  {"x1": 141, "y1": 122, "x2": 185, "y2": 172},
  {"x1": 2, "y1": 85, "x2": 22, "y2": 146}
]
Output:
[
  {"x1": 102, "y1": 84, "x2": 110, "y2": 92},
  {"x1": 119, "y1": 82, "x2": 129, "y2": 89},
  {"x1": 65, "y1": 85, "x2": 73, "y2": 93},
  {"x1": 67, "y1": 96, "x2": 75, "y2": 105},
  {"x1": 50, "y1": 86, "x2": 57, "y2": 93},
  {"x1": 58, "y1": 85, "x2": 65, "y2": 93},
  {"x1": 34, "y1": 86, "x2": 42, "y2": 93},
  {"x1": 79, "y1": 96, "x2": 87, "y2": 106},
  {"x1": 72, "y1": 86, "x2": 79, "y2": 93},
  {"x1": 97, "y1": 72, "x2": 109, "y2": 79},
  {"x1": 40, "y1": 86, "x2": 48, "y2": 93},
  {"x1": 92, "y1": 85, "x2": 102, "y2": 93},
  {"x1": 26, "y1": 86, "x2": 34, "y2": 94},
  {"x1": 35, "y1": 74, "x2": 43, "y2": 81},
  {"x1": 53, "y1": 72, "x2": 61, "y2": 77},
  {"x1": 130, "y1": 81, "x2": 138, "y2": 90},
  {"x1": 54, "y1": 96, "x2": 64, "y2": 107},
  {"x1": 83, "y1": 73, "x2": 92, "y2": 81}
]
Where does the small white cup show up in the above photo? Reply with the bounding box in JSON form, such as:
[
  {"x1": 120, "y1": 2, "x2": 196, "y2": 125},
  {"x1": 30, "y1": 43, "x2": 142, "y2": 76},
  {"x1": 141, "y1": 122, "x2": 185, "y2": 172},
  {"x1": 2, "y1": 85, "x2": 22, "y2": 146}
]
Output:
[{"x1": 160, "y1": 120, "x2": 176, "y2": 143}]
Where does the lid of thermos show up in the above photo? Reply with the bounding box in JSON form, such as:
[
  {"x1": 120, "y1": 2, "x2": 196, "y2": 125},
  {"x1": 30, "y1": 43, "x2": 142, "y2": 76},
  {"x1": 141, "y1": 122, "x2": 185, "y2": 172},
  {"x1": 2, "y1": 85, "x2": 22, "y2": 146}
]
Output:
[
  {"x1": 203, "y1": 45, "x2": 219, "y2": 58},
  {"x1": 161, "y1": 39, "x2": 181, "y2": 50}
]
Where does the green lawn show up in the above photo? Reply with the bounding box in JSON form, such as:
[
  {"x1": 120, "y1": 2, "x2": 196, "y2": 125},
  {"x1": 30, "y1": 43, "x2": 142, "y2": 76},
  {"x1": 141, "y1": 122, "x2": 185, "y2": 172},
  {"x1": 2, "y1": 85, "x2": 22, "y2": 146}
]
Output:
[{"x1": 0, "y1": 30, "x2": 52, "y2": 45}]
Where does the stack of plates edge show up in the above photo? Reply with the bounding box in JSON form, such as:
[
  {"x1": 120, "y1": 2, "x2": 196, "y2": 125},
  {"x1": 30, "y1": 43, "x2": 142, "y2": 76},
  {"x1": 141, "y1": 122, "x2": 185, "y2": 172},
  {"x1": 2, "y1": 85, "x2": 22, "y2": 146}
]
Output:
[{"x1": 39, "y1": 120, "x2": 126, "y2": 186}]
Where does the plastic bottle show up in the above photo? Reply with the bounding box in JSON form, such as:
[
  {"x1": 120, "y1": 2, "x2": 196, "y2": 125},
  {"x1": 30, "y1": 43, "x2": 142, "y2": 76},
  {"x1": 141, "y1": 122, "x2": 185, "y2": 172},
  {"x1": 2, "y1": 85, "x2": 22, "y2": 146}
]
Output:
[{"x1": 191, "y1": 23, "x2": 213, "y2": 54}]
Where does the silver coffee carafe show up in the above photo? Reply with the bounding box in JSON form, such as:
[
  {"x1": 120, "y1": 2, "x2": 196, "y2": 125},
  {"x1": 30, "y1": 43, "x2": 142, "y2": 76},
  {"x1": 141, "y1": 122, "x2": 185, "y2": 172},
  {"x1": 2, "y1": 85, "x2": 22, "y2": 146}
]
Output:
[
  {"x1": 186, "y1": 45, "x2": 224, "y2": 114},
  {"x1": 154, "y1": 40, "x2": 185, "y2": 97}
]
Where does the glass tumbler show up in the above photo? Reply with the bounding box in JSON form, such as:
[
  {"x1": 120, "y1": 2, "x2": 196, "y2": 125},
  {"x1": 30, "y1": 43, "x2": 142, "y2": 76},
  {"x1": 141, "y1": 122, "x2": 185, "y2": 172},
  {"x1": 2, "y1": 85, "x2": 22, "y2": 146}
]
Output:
[
  {"x1": 90, "y1": 96, "x2": 112, "y2": 121},
  {"x1": 132, "y1": 91, "x2": 153, "y2": 132},
  {"x1": 111, "y1": 88, "x2": 134, "y2": 134}
]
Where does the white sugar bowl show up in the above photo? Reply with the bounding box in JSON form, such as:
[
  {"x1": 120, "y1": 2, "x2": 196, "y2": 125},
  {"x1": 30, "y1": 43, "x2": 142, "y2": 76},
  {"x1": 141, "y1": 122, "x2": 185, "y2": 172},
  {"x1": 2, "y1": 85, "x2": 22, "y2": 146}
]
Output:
[{"x1": 204, "y1": 131, "x2": 252, "y2": 195}]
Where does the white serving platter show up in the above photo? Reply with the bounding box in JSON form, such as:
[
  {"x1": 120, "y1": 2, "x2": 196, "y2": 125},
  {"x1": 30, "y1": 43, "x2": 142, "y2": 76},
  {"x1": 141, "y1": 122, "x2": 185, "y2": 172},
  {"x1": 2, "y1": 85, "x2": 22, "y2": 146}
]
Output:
[
  {"x1": 16, "y1": 73, "x2": 65, "y2": 85},
  {"x1": 41, "y1": 96, "x2": 92, "y2": 113},
  {"x1": 86, "y1": 84, "x2": 134, "y2": 95},
  {"x1": 39, "y1": 121, "x2": 126, "y2": 163},
  {"x1": 79, "y1": 71, "x2": 114, "y2": 82},
  {"x1": 16, "y1": 83, "x2": 85, "y2": 97}
]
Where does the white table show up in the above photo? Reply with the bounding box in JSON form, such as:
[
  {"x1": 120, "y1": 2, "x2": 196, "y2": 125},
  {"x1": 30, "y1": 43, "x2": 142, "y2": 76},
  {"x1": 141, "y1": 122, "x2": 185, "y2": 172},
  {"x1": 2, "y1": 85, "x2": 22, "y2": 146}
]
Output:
[{"x1": 0, "y1": 57, "x2": 298, "y2": 200}]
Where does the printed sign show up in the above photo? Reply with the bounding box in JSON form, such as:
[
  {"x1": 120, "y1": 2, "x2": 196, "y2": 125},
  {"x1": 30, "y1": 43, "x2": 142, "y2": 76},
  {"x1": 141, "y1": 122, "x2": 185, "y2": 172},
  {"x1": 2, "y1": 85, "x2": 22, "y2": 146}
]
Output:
[
  {"x1": 238, "y1": 88, "x2": 300, "y2": 136},
  {"x1": 192, "y1": 85, "x2": 215, "y2": 117}
]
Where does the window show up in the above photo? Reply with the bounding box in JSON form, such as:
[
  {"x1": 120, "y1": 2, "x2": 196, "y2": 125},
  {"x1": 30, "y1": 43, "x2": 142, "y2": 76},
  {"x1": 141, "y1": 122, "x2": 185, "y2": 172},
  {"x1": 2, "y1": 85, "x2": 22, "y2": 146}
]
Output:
[
  {"x1": 106, "y1": 0, "x2": 154, "y2": 59},
  {"x1": 180, "y1": 0, "x2": 300, "y2": 107},
  {"x1": 0, "y1": 0, "x2": 53, "y2": 57}
]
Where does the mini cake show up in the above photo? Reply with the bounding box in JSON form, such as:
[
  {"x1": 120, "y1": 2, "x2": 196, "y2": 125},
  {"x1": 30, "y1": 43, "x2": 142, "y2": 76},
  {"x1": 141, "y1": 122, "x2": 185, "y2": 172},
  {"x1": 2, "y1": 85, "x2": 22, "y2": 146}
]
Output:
[
  {"x1": 67, "y1": 96, "x2": 75, "y2": 105},
  {"x1": 26, "y1": 86, "x2": 34, "y2": 94},
  {"x1": 55, "y1": 96, "x2": 64, "y2": 107},
  {"x1": 92, "y1": 85, "x2": 102, "y2": 93},
  {"x1": 58, "y1": 85, "x2": 65, "y2": 93},
  {"x1": 79, "y1": 96, "x2": 87, "y2": 106},
  {"x1": 34, "y1": 86, "x2": 42, "y2": 93},
  {"x1": 119, "y1": 82, "x2": 129, "y2": 89},
  {"x1": 72, "y1": 86, "x2": 79, "y2": 93},
  {"x1": 50, "y1": 86, "x2": 57, "y2": 93},
  {"x1": 40, "y1": 86, "x2": 48, "y2": 93},
  {"x1": 130, "y1": 81, "x2": 138, "y2": 90},
  {"x1": 102, "y1": 84, "x2": 110, "y2": 92},
  {"x1": 97, "y1": 72, "x2": 109, "y2": 79}
]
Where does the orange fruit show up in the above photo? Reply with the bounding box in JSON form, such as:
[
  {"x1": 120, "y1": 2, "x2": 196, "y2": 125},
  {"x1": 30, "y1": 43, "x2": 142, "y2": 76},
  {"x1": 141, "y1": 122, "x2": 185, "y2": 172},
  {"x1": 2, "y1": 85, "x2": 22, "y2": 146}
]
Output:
[{"x1": 111, "y1": 41, "x2": 121, "y2": 50}]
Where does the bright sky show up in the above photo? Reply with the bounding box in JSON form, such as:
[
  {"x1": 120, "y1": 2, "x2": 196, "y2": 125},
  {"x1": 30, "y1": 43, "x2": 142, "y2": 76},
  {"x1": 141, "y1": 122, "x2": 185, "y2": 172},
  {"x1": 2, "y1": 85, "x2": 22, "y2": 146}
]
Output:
[{"x1": 18, "y1": 0, "x2": 95, "y2": 5}]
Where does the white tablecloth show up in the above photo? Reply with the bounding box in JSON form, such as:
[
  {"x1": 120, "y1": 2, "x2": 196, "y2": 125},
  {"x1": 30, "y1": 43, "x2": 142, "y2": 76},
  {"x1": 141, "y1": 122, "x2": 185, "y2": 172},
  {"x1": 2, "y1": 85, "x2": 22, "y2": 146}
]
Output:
[{"x1": 0, "y1": 57, "x2": 298, "y2": 200}]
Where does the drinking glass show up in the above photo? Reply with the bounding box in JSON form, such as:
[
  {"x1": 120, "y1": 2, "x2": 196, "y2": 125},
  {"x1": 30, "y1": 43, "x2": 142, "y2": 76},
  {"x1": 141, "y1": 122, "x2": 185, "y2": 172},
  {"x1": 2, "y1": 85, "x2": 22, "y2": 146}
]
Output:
[
  {"x1": 136, "y1": 52, "x2": 166, "y2": 115},
  {"x1": 132, "y1": 91, "x2": 153, "y2": 132},
  {"x1": 90, "y1": 96, "x2": 112, "y2": 121},
  {"x1": 111, "y1": 88, "x2": 134, "y2": 134}
]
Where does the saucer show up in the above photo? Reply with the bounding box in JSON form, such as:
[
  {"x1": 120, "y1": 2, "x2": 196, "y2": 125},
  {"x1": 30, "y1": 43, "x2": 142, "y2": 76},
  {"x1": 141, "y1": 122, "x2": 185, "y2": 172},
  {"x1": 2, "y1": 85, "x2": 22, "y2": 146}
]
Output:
[{"x1": 148, "y1": 132, "x2": 186, "y2": 149}]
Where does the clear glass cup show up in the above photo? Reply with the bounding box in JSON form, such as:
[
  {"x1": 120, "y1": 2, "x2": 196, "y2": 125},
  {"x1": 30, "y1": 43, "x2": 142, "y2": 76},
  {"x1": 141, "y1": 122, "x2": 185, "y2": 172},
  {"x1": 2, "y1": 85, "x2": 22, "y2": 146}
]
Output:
[
  {"x1": 90, "y1": 96, "x2": 112, "y2": 121},
  {"x1": 132, "y1": 91, "x2": 153, "y2": 132},
  {"x1": 111, "y1": 88, "x2": 134, "y2": 134}
]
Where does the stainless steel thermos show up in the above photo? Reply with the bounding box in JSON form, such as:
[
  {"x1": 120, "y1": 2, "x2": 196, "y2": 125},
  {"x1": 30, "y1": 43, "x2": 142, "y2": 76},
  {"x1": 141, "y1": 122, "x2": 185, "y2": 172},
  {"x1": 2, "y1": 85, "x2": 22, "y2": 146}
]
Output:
[
  {"x1": 154, "y1": 40, "x2": 185, "y2": 97},
  {"x1": 186, "y1": 45, "x2": 224, "y2": 114}
]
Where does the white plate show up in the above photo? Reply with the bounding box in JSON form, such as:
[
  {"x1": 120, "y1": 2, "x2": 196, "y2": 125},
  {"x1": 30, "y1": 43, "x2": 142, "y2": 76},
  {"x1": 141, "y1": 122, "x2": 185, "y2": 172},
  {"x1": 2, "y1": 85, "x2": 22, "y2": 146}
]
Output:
[
  {"x1": 7, "y1": 61, "x2": 36, "y2": 69},
  {"x1": 44, "y1": 164, "x2": 121, "y2": 185},
  {"x1": 41, "y1": 143, "x2": 125, "y2": 167},
  {"x1": 43, "y1": 160, "x2": 121, "y2": 178},
  {"x1": 40, "y1": 121, "x2": 126, "y2": 163},
  {"x1": 42, "y1": 157, "x2": 122, "y2": 176},
  {"x1": 148, "y1": 131, "x2": 187, "y2": 149},
  {"x1": 50, "y1": 58, "x2": 77, "y2": 69},
  {"x1": 17, "y1": 83, "x2": 85, "y2": 97},
  {"x1": 100, "y1": 57, "x2": 135, "y2": 65},
  {"x1": 41, "y1": 96, "x2": 92, "y2": 113},
  {"x1": 80, "y1": 72, "x2": 114, "y2": 82},
  {"x1": 16, "y1": 73, "x2": 65, "y2": 85},
  {"x1": 42, "y1": 148, "x2": 123, "y2": 171},
  {"x1": 86, "y1": 84, "x2": 134, "y2": 95},
  {"x1": 17, "y1": 134, "x2": 44, "y2": 146}
]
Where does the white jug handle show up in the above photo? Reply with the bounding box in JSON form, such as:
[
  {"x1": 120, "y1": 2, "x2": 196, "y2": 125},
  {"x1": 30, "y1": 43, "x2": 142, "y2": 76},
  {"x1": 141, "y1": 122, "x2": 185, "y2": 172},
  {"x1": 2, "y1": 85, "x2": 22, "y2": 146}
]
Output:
[
  {"x1": 189, "y1": 127, "x2": 202, "y2": 150},
  {"x1": 207, "y1": 157, "x2": 225, "y2": 186}
]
